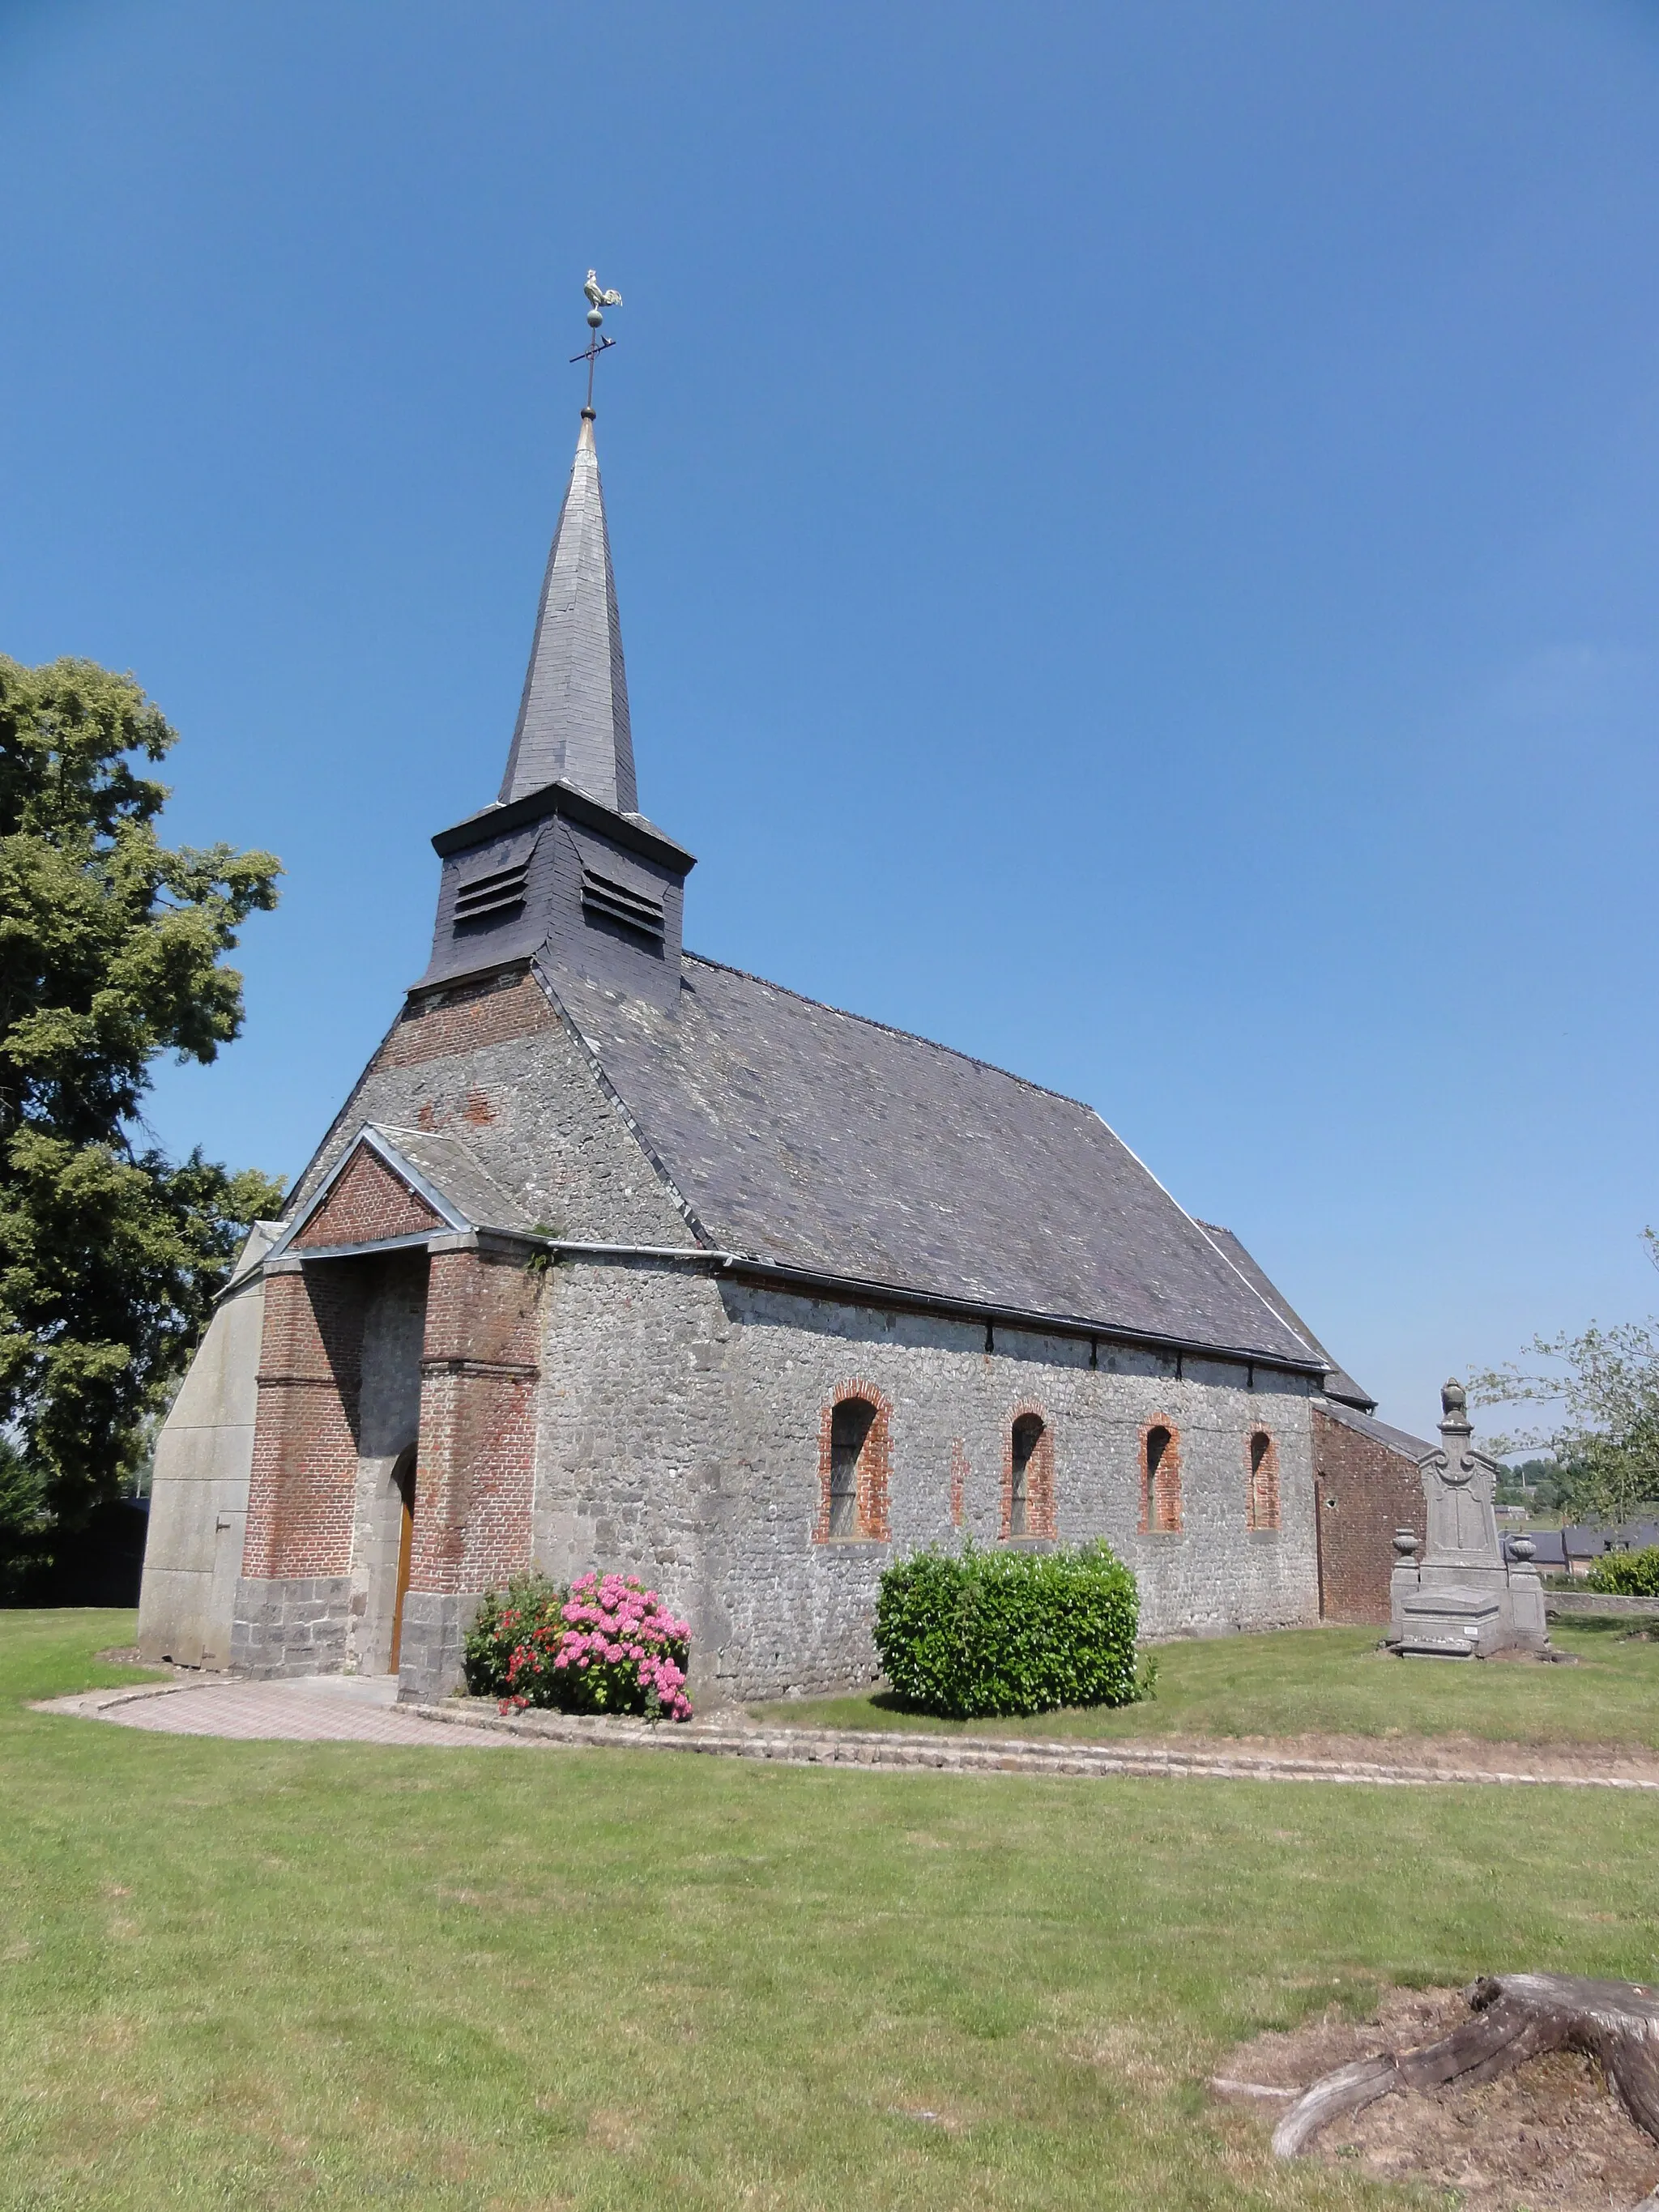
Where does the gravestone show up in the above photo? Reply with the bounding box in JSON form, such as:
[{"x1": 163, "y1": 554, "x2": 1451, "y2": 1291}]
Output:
[{"x1": 1388, "y1": 1379, "x2": 1549, "y2": 1658}]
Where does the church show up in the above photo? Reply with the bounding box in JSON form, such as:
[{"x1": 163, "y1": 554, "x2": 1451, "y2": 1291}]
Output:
[{"x1": 138, "y1": 368, "x2": 1415, "y2": 1703}]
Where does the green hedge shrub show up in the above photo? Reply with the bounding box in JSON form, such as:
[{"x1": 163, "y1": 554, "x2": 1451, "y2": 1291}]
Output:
[
  {"x1": 874, "y1": 1541, "x2": 1145, "y2": 1718},
  {"x1": 1585, "y1": 1545, "x2": 1659, "y2": 1596}
]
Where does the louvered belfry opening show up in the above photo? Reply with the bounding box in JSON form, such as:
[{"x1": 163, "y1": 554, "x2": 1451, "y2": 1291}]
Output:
[
  {"x1": 415, "y1": 405, "x2": 696, "y2": 1016},
  {"x1": 453, "y1": 856, "x2": 531, "y2": 925},
  {"x1": 581, "y1": 860, "x2": 665, "y2": 944}
]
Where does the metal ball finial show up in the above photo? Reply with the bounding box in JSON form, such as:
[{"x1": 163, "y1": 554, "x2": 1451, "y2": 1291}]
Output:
[{"x1": 572, "y1": 271, "x2": 623, "y2": 412}]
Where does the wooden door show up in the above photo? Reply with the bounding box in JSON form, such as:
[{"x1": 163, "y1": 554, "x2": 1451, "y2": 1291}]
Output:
[{"x1": 387, "y1": 1452, "x2": 416, "y2": 1673}]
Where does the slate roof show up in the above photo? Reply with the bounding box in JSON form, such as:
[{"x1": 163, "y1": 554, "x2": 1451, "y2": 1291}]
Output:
[
  {"x1": 497, "y1": 412, "x2": 637, "y2": 815},
  {"x1": 1563, "y1": 1521, "x2": 1659, "y2": 1558},
  {"x1": 546, "y1": 953, "x2": 1325, "y2": 1366},
  {"x1": 1314, "y1": 1397, "x2": 1434, "y2": 1462},
  {"x1": 373, "y1": 1127, "x2": 535, "y2": 1236},
  {"x1": 275, "y1": 1125, "x2": 533, "y2": 1255},
  {"x1": 1197, "y1": 1222, "x2": 1375, "y2": 1411}
]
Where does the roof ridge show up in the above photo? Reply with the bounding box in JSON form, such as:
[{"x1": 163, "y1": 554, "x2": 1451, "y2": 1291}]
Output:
[
  {"x1": 679, "y1": 950, "x2": 1094, "y2": 1111},
  {"x1": 1186, "y1": 1217, "x2": 1322, "y2": 1364}
]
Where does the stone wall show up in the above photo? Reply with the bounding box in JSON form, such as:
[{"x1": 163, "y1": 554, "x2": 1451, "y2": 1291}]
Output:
[
  {"x1": 287, "y1": 967, "x2": 696, "y2": 1247},
  {"x1": 137, "y1": 1224, "x2": 279, "y2": 1668},
  {"x1": 528, "y1": 1258, "x2": 1320, "y2": 1703},
  {"x1": 230, "y1": 1573, "x2": 352, "y2": 1677}
]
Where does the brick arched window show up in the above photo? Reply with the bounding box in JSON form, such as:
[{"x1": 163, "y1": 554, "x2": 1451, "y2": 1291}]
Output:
[
  {"x1": 1139, "y1": 1419, "x2": 1183, "y2": 1533},
  {"x1": 815, "y1": 1383, "x2": 892, "y2": 1542},
  {"x1": 949, "y1": 1439, "x2": 969, "y2": 1530},
  {"x1": 1002, "y1": 1404, "x2": 1056, "y2": 1540},
  {"x1": 1246, "y1": 1428, "x2": 1280, "y2": 1532}
]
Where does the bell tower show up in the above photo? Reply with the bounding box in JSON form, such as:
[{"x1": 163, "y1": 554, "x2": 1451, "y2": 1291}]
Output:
[{"x1": 416, "y1": 276, "x2": 693, "y2": 1016}]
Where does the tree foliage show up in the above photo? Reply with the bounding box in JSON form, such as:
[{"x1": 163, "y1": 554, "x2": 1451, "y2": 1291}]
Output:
[
  {"x1": 1469, "y1": 1231, "x2": 1659, "y2": 1528},
  {"x1": 1584, "y1": 1545, "x2": 1659, "y2": 1598},
  {"x1": 0, "y1": 656, "x2": 283, "y2": 1527}
]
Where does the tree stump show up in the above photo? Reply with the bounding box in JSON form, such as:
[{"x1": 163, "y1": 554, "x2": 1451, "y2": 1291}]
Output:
[{"x1": 1273, "y1": 1975, "x2": 1659, "y2": 2160}]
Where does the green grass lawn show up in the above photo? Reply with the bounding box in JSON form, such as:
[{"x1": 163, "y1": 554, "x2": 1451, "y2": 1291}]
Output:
[
  {"x1": 5, "y1": 1610, "x2": 1659, "y2": 2210},
  {"x1": 752, "y1": 1618, "x2": 1659, "y2": 1750}
]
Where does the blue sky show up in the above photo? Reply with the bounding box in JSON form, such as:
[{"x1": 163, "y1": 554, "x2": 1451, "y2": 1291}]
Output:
[{"x1": 3, "y1": 0, "x2": 1657, "y2": 1435}]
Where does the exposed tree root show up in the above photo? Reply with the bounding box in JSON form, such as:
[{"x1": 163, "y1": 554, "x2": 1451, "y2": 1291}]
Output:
[{"x1": 1273, "y1": 1974, "x2": 1659, "y2": 2170}]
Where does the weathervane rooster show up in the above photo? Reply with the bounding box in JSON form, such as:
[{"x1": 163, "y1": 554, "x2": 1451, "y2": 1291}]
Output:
[{"x1": 572, "y1": 270, "x2": 624, "y2": 411}]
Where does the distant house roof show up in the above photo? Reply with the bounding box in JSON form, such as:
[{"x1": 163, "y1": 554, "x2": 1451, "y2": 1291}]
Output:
[
  {"x1": 1513, "y1": 1530, "x2": 1564, "y2": 1566},
  {"x1": 1563, "y1": 1521, "x2": 1659, "y2": 1558},
  {"x1": 1196, "y1": 1222, "x2": 1376, "y2": 1411},
  {"x1": 544, "y1": 953, "x2": 1327, "y2": 1367}
]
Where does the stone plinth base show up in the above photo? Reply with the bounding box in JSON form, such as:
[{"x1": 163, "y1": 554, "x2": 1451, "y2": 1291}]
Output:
[
  {"x1": 394, "y1": 1589, "x2": 485, "y2": 1706},
  {"x1": 230, "y1": 1575, "x2": 352, "y2": 1677},
  {"x1": 1391, "y1": 1563, "x2": 1549, "y2": 1659}
]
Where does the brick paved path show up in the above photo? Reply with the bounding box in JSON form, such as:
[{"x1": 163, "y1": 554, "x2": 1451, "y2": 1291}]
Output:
[
  {"x1": 32, "y1": 1676, "x2": 1659, "y2": 1792},
  {"x1": 36, "y1": 1675, "x2": 528, "y2": 1748}
]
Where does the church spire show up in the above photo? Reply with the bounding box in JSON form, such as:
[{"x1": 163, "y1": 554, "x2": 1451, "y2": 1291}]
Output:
[{"x1": 497, "y1": 405, "x2": 638, "y2": 813}]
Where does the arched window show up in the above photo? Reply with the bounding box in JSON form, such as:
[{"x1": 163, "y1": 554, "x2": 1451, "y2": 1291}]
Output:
[
  {"x1": 1002, "y1": 1406, "x2": 1056, "y2": 1540},
  {"x1": 1141, "y1": 1421, "x2": 1183, "y2": 1533},
  {"x1": 816, "y1": 1384, "x2": 892, "y2": 1542},
  {"x1": 1009, "y1": 1415, "x2": 1041, "y2": 1536},
  {"x1": 829, "y1": 1399, "x2": 875, "y2": 1536},
  {"x1": 1246, "y1": 1430, "x2": 1280, "y2": 1532}
]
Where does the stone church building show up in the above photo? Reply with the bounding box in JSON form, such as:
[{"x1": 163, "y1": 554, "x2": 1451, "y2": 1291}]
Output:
[{"x1": 138, "y1": 398, "x2": 1415, "y2": 1701}]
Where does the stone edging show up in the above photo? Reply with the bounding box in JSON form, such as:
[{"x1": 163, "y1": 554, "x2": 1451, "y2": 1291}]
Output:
[
  {"x1": 404, "y1": 1700, "x2": 1659, "y2": 1792},
  {"x1": 1546, "y1": 1592, "x2": 1659, "y2": 1618}
]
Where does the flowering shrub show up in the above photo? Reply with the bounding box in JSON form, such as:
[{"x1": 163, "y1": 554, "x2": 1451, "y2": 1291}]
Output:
[
  {"x1": 462, "y1": 1571, "x2": 565, "y2": 1692},
  {"x1": 463, "y1": 1568, "x2": 693, "y2": 1722}
]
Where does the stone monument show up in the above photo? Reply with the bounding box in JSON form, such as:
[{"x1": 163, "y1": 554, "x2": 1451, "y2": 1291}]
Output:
[{"x1": 1388, "y1": 1379, "x2": 1549, "y2": 1657}]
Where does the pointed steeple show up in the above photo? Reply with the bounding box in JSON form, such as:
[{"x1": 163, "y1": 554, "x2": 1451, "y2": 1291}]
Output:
[{"x1": 497, "y1": 409, "x2": 638, "y2": 814}]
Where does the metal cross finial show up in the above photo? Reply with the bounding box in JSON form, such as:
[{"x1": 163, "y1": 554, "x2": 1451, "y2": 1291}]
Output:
[{"x1": 571, "y1": 268, "x2": 623, "y2": 416}]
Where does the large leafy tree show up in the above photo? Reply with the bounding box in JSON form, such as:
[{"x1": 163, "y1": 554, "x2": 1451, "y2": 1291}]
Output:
[
  {"x1": 0, "y1": 656, "x2": 283, "y2": 1534},
  {"x1": 1469, "y1": 1230, "x2": 1659, "y2": 1528}
]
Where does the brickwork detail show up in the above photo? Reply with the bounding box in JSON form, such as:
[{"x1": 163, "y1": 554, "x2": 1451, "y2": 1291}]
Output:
[
  {"x1": 410, "y1": 1247, "x2": 543, "y2": 1596},
  {"x1": 1313, "y1": 1406, "x2": 1427, "y2": 1623},
  {"x1": 1245, "y1": 1426, "x2": 1281, "y2": 1532},
  {"x1": 294, "y1": 1145, "x2": 443, "y2": 1249},
  {"x1": 243, "y1": 1268, "x2": 367, "y2": 1582},
  {"x1": 814, "y1": 1379, "x2": 892, "y2": 1542},
  {"x1": 1138, "y1": 1416, "x2": 1183, "y2": 1533},
  {"x1": 1000, "y1": 1400, "x2": 1056, "y2": 1540},
  {"x1": 373, "y1": 971, "x2": 554, "y2": 1072},
  {"x1": 949, "y1": 1438, "x2": 969, "y2": 1529}
]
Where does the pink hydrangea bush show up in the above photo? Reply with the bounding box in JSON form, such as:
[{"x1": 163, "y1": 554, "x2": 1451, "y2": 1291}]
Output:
[{"x1": 466, "y1": 1570, "x2": 692, "y2": 1722}]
